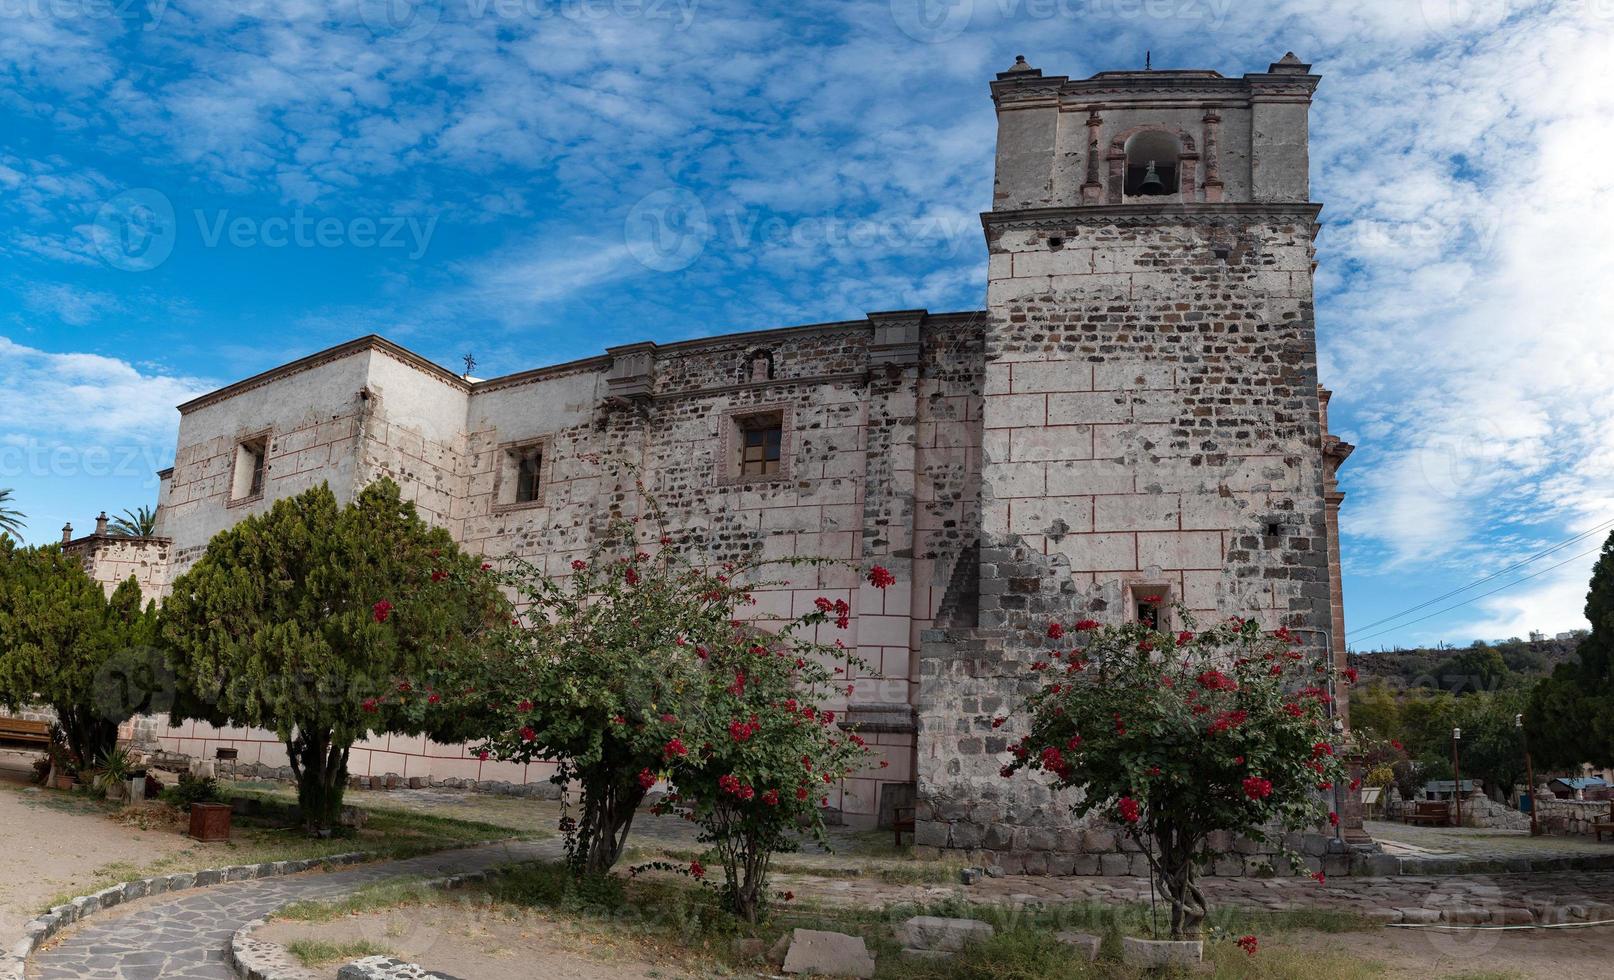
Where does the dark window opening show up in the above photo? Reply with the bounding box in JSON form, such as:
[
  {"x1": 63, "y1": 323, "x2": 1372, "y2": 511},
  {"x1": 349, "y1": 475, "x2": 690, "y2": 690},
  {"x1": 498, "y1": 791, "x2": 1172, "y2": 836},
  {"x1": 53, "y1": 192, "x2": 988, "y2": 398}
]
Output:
[
  {"x1": 233, "y1": 436, "x2": 268, "y2": 500},
  {"x1": 1137, "y1": 600, "x2": 1161, "y2": 630},
  {"x1": 515, "y1": 448, "x2": 543, "y2": 503}
]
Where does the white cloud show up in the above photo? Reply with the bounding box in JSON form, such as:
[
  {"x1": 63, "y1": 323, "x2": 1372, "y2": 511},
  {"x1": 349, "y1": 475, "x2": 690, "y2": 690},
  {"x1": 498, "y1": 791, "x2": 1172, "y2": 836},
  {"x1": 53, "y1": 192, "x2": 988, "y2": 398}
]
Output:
[{"x1": 0, "y1": 335, "x2": 212, "y2": 435}]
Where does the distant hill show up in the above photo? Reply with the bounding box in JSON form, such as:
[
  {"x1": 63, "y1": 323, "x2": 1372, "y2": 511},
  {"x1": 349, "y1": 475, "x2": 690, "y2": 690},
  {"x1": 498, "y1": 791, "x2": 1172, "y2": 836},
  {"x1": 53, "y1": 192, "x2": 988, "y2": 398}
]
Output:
[{"x1": 1349, "y1": 633, "x2": 1586, "y2": 692}]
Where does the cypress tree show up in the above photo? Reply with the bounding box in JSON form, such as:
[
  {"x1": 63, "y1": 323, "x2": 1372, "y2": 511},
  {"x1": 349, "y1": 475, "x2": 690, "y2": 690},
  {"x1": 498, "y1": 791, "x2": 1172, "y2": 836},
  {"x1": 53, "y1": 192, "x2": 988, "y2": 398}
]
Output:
[
  {"x1": 161, "y1": 480, "x2": 505, "y2": 836},
  {"x1": 1528, "y1": 530, "x2": 1614, "y2": 769},
  {"x1": 0, "y1": 541, "x2": 158, "y2": 768}
]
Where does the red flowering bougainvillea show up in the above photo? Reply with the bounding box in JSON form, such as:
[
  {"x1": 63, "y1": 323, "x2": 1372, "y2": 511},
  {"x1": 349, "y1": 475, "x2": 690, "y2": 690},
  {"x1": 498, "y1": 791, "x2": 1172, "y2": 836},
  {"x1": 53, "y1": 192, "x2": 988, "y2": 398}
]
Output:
[
  {"x1": 434, "y1": 468, "x2": 876, "y2": 918},
  {"x1": 1001, "y1": 612, "x2": 1347, "y2": 940}
]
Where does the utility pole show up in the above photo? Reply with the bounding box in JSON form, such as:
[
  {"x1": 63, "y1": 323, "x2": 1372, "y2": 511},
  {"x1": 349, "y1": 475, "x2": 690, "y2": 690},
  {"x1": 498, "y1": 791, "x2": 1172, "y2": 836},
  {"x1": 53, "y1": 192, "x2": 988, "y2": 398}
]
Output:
[
  {"x1": 1517, "y1": 714, "x2": 1540, "y2": 836},
  {"x1": 1452, "y1": 727, "x2": 1463, "y2": 828}
]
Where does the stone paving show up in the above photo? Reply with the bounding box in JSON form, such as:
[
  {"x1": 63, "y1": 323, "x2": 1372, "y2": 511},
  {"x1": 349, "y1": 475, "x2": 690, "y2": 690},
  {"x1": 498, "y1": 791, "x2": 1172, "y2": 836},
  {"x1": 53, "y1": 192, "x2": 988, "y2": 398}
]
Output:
[
  {"x1": 25, "y1": 805, "x2": 1614, "y2": 978},
  {"x1": 28, "y1": 840, "x2": 559, "y2": 980},
  {"x1": 1365, "y1": 820, "x2": 1614, "y2": 860}
]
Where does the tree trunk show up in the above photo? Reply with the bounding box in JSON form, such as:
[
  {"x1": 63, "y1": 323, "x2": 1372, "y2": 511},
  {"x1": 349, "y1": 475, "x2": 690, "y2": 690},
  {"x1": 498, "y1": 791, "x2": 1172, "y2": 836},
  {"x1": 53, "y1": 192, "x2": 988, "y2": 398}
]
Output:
[
  {"x1": 1149, "y1": 828, "x2": 1207, "y2": 939},
  {"x1": 55, "y1": 705, "x2": 119, "y2": 773},
  {"x1": 573, "y1": 774, "x2": 646, "y2": 877},
  {"x1": 287, "y1": 729, "x2": 350, "y2": 837}
]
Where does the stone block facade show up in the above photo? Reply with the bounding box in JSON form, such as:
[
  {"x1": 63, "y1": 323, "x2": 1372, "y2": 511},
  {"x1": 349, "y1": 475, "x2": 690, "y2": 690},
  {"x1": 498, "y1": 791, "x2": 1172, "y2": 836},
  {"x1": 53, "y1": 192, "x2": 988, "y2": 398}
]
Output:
[{"x1": 72, "y1": 53, "x2": 1356, "y2": 862}]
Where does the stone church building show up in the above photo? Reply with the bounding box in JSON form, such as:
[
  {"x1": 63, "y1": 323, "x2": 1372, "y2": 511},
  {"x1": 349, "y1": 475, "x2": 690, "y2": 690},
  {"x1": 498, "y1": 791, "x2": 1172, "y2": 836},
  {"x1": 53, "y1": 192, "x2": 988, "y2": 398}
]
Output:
[{"x1": 71, "y1": 54, "x2": 1359, "y2": 872}]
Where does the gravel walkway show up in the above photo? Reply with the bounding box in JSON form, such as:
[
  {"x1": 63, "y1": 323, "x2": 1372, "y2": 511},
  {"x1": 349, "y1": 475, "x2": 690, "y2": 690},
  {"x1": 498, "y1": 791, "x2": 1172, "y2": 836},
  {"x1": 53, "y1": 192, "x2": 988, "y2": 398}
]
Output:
[{"x1": 28, "y1": 840, "x2": 559, "y2": 980}]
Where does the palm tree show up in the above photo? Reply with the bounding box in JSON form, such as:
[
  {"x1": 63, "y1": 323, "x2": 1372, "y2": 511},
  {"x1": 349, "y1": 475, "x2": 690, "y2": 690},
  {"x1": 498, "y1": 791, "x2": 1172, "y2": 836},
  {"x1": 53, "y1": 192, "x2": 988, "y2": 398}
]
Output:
[
  {"x1": 0, "y1": 488, "x2": 24, "y2": 540},
  {"x1": 109, "y1": 505, "x2": 158, "y2": 537}
]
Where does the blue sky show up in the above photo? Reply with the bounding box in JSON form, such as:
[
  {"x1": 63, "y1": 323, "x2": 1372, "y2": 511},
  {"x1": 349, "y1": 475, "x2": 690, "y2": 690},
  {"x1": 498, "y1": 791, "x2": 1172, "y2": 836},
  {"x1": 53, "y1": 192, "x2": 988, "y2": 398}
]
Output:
[{"x1": 3, "y1": 0, "x2": 1612, "y2": 649}]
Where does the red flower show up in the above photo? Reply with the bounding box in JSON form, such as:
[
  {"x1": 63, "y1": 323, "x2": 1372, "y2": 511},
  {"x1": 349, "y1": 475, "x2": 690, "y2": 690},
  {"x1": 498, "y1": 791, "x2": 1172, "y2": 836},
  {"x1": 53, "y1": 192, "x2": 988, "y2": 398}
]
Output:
[
  {"x1": 1236, "y1": 935, "x2": 1258, "y2": 957},
  {"x1": 689, "y1": 860, "x2": 705, "y2": 880},
  {"x1": 430, "y1": 570, "x2": 446, "y2": 582},
  {"x1": 477, "y1": 750, "x2": 490, "y2": 761},
  {"x1": 372, "y1": 599, "x2": 393, "y2": 623},
  {"x1": 517, "y1": 700, "x2": 533, "y2": 712},
  {"x1": 638, "y1": 768, "x2": 657, "y2": 789},
  {"x1": 1390, "y1": 740, "x2": 1404, "y2": 752},
  {"x1": 664, "y1": 738, "x2": 688, "y2": 758},
  {"x1": 1328, "y1": 811, "x2": 1340, "y2": 826},
  {"x1": 427, "y1": 693, "x2": 440, "y2": 704},
  {"x1": 868, "y1": 565, "x2": 896, "y2": 589},
  {"x1": 796, "y1": 785, "x2": 809, "y2": 800},
  {"x1": 1242, "y1": 776, "x2": 1273, "y2": 800},
  {"x1": 481, "y1": 562, "x2": 493, "y2": 571},
  {"x1": 1207, "y1": 710, "x2": 1248, "y2": 734},
  {"x1": 361, "y1": 698, "x2": 379, "y2": 713},
  {"x1": 571, "y1": 559, "x2": 588, "y2": 571},
  {"x1": 1046, "y1": 622, "x2": 1065, "y2": 640},
  {"x1": 1176, "y1": 631, "x2": 1194, "y2": 644},
  {"x1": 762, "y1": 789, "x2": 780, "y2": 806},
  {"x1": 1341, "y1": 667, "x2": 1358, "y2": 684},
  {"x1": 1073, "y1": 619, "x2": 1101, "y2": 631},
  {"x1": 1196, "y1": 669, "x2": 1237, "y2": 691},
  {"x1": 991, "y1": 717, "x2": 1007, "y2": 729},
  {"x1": 624, "y1": 567, "x2": 640, "y2": 586},
  {"x1": 781, "y1": 890, "x2": 794, "y2": 901},
  {"x1": 520, "y1": 726, "x2": 536, "y2": 742},
  {"x1": 1117, "y1": 796, "x2": 1141, "y2": 824},
  {"x1": 1311, "y1": 871, "x2": 1326, "y2": 884},
  {"x1": 1113, "y1": 714, "x2": 1126, "y2": 736},
  {"x1": 1312, "y1": 742, "x2": 1334, "y2": 758},
  {"x1": 1349, "y1": 778, "x2": 1362, "y2": 791}
]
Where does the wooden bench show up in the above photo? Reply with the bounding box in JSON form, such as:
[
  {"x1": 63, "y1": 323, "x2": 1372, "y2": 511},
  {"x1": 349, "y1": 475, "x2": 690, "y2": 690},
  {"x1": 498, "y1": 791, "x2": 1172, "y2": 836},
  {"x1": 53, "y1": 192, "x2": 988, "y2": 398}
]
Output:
[
  {"x1": 893, "y1": 805, "x2": 916, "y2": 847},
  {"x1": 0, "y1": 717, "x2": 51, "y2": 747},
  {"x1": 1406, "y1": 800, "x2": 1452, "y2": 827},
  {"x1": 1595, "y1": 802, "x2": 1614, "y2": 843}
]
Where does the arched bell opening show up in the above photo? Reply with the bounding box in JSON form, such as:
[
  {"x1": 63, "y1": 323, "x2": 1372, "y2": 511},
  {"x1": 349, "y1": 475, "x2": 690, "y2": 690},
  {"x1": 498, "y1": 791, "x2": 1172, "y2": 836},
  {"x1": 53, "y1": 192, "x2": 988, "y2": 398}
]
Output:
[{"x1": 1124, "y1": 130, "x2": 1182, "y2": 198}]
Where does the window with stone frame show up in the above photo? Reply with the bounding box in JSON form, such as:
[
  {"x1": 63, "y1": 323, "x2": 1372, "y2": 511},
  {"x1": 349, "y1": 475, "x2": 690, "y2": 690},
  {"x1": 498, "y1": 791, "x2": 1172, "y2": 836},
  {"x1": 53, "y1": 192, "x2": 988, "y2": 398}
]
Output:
[
  {"x1": 719, "y1": 404, "x2": 792, "y2": 485},
  {"x1": 1130, "y1": 583, "x2": 1172, "y2": 630},
  {"x1": 229, "y1": 433, "x2": 269, "y2": 505},
  {"x1": 494, "y1": 437, "x2": 550, "y2": 512}
]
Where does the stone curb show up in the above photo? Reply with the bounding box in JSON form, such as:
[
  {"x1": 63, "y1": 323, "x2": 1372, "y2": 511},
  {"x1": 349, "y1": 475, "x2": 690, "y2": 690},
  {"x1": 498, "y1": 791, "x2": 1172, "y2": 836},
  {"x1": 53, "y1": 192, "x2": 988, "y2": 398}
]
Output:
[
  {"x1": 228, "y1": 869, "x2": 496, "y2": 980},
  {"x1": 0, "y1": 851, "x2": 375, "y2": 980}
]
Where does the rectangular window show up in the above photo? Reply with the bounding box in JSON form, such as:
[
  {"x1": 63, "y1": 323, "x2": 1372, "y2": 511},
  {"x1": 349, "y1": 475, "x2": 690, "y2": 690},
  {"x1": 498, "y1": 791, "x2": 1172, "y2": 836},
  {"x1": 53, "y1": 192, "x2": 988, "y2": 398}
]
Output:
[
  {"x1": 739, "y1": 422, "x2": 782, "y2": 477},
  {"x1": 230, "y1": 436, "x2": 268, "y2": 502},
  {"x1": 494, "y1": 437, "x2": 550, "y2": 511},
  {"x1": 718, "y1": 405, "x2": 791, "y2": 486}
]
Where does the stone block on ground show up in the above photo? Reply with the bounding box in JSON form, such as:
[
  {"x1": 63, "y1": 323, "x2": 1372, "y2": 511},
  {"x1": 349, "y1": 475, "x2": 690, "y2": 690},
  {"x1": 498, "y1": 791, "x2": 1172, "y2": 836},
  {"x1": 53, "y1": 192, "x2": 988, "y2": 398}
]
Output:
[
  {"x1": 1054, "y1": 931, "x2": 1100, "y2": 960},
  {"x1": 1121, "y1": 937, "x2": 1202, "y2": 970},
  {"x1": 780, "y1": 929, "x2": 876, "y2": 978},
  {"x1": 895, "y1": 916, "x2": 995, "y2": 952}
]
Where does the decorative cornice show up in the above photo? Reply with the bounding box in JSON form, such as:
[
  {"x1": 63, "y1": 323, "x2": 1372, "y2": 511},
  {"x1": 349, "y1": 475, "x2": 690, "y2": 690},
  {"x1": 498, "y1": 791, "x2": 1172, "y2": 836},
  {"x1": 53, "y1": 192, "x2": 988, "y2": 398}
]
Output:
[
  {"x1": 982, "y1": 202, "x2": 1323, "y2": 234},
  {"x1": 175, "y1": 313, "x2": 987, "y2": 415}
]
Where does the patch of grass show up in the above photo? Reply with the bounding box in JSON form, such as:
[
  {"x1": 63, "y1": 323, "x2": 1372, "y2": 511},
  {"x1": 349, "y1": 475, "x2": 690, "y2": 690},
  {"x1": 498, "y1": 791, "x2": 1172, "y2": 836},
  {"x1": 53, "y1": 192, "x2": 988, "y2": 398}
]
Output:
[
  {"x1": 276, "y1": 877, "x2": 437, "y2": 923},
  {"x1": 628, "y1": 843, "x2": 964, "y2": 885},
  {"x1": 284, "y1": 938, "x2": 392, "y2": 966}
]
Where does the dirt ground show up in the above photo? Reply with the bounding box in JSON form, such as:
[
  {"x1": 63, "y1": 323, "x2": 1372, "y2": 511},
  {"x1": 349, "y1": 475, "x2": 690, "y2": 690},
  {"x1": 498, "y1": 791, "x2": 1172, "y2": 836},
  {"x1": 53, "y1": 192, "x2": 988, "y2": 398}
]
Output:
[
  {"x1": 1278, "y1": 923, "x2": 1614, "y2": 979},
  {"x1": 256, "y1": 902, "x2": 714, "y2": 979},
  {"x1": 0, "y1": 752, "x2": 195, "y2": 940}
]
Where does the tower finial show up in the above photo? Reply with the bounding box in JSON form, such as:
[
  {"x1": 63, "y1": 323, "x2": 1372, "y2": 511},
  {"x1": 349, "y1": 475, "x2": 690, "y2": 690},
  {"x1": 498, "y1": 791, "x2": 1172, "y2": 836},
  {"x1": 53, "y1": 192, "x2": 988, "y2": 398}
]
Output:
[
  {"x1": 1145, "y1": 50, "x2": 1151, "y2": 71},
  {"x1": 462, "y1": 352, "x2": 477, "y2": 379}
]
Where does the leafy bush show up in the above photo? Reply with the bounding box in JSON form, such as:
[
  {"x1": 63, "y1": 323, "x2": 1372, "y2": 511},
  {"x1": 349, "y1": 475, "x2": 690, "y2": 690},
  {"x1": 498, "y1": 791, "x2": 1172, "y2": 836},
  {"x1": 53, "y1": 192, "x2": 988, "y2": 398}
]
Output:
[
  {"x1": 1002, "y1": 612, "x2": 1348, "y2": 938},
  {"x1": 159, "y1": 772, "x2": 222, "y2": 809}
]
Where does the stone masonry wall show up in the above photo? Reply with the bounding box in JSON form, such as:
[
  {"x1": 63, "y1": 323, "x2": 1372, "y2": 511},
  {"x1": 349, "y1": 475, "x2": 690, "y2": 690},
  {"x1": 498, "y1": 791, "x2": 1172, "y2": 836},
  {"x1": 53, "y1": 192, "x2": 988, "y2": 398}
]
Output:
[
  {"x1": 139, "y1": 315, "x2": 985, "y2": 824},
  {"x1": 915, "y1": 210, "x2": 1339, "y2": 872}
]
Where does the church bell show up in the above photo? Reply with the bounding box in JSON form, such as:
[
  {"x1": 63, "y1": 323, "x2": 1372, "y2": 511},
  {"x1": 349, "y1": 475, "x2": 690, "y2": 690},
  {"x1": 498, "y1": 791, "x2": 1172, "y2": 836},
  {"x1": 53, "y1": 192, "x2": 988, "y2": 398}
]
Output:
[{"x1": 1139, "y1": 160, "x2": 1167, "y2": 195}]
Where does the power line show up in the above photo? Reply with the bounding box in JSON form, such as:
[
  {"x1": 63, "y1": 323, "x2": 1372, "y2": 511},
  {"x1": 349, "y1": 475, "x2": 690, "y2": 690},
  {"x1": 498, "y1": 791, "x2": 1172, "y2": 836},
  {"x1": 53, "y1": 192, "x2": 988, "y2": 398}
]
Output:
[
  {"x1": 1349, "y1": 542, "x2": 1605, "y2": 646},
  {"x1": 1347, "y1": 516, "x2": 1614, "y2": 638}
]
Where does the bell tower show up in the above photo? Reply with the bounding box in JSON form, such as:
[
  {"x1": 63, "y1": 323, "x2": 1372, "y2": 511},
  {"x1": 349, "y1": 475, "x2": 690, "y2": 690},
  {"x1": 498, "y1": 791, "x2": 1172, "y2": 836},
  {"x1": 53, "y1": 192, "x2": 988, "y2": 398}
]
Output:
[{"x1": 915, "y1": 54, "x2": 1346, "y2": 873}]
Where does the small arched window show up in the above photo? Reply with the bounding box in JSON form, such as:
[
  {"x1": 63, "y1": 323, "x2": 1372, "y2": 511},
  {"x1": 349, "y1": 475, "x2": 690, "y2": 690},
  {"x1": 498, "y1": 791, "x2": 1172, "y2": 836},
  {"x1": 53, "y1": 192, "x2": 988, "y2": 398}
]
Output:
[{"x1": 1124, "y1": 131, "x2": 1181, "y2": 198}]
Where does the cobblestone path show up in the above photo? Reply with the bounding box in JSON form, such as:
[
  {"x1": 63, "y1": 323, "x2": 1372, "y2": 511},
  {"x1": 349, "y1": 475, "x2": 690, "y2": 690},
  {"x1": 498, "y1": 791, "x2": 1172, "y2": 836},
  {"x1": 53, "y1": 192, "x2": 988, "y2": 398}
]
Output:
[{"x1": 28, "y1": 840, "x2": 560, "y2": 980}]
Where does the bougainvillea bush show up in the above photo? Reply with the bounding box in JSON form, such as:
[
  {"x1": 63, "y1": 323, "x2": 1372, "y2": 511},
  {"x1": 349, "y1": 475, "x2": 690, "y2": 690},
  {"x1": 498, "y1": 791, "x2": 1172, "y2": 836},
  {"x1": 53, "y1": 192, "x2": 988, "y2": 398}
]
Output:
[
  {"x1": 433, "y1": 476, "x2": 878, "y2": 913},
  {"x1": 1001, "y1": 612, "x2": 1348, "y2": 939},
  {"x1": 645, "y1": 581, "x2": 878, "y2": 921}
]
